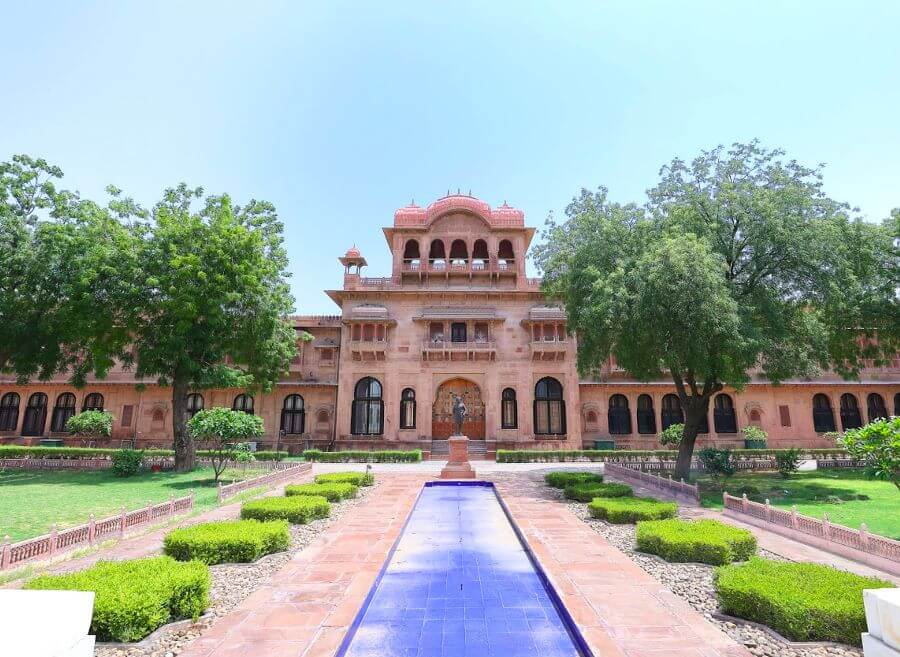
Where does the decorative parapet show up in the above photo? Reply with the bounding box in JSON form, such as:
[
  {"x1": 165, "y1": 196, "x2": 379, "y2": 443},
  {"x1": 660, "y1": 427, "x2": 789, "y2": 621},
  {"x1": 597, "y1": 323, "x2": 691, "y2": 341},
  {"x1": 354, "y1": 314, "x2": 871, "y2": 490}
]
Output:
[
  {"x1": 604, "y1": 462, "x2": 700, "y2": 503},
  {"x1": 216, "y1": 461, "x2": 311, "y2": 502},
  {"x1": 723, "y1": 491, "x2": 900, "y2": 576}
]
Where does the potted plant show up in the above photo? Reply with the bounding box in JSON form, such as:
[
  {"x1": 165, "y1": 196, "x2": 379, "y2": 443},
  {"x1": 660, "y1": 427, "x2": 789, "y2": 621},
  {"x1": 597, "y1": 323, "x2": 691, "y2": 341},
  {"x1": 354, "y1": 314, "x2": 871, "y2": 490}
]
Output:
[{"x1": 742, "y1": 425, "x2": 768, "y2": 449}]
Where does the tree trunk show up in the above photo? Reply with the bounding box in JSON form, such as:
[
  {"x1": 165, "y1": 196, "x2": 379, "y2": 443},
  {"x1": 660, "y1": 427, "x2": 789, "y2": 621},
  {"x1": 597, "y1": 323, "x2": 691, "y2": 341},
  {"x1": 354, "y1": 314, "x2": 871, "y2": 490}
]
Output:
[
  {"x1": 172, "y1": 377, "x2": 195, "y2": 472},
  {"x1": 674, "y1": 399, "x2": 708, "y2": 481}
]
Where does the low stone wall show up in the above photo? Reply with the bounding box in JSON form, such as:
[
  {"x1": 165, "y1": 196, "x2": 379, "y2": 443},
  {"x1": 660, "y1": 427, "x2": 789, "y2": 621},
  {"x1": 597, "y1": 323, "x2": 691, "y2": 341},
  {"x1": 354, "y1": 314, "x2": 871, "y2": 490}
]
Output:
[
  {"x1": 1, "y1": 493, "x2": 195, "y2": 571},
  {"x1": 723, "y1": 491, "x2": 900, "y2": 576},
  {"x1": 0, "y1": 457, "x2": 293, "y2": 471},
  {"x1": 604, "y1": 462, "x2": 700, "y2": 503},
  {"x1": 216, "y1": 462, "x2": 311, "y2": 502}
]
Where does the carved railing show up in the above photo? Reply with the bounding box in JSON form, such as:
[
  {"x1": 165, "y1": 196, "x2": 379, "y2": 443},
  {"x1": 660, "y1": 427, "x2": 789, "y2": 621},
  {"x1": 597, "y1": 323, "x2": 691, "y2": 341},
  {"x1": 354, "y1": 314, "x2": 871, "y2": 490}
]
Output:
[
  {"x1": 604, "y1": 462, "x2": 700, "y2": 502},
  {"x1": 216, "y1": 462, "x2": 311, "y2": 502},
  {"x1": 0, "y1": 493, "x2": 194, "y2": 571}
]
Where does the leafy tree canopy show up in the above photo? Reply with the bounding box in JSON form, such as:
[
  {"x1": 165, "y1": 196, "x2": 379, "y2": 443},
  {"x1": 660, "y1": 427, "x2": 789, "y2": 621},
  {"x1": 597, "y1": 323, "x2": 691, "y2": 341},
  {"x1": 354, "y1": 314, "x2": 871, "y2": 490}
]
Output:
[
  {"x1": 187, "y1": 407, "x2": 265, "y2": 481},
  {"x1": 535, "y1": 142, "x2": 899, "y2": 478},
  {"x1": 66, "y1": 410, "x2": 114, "y2": 438}
]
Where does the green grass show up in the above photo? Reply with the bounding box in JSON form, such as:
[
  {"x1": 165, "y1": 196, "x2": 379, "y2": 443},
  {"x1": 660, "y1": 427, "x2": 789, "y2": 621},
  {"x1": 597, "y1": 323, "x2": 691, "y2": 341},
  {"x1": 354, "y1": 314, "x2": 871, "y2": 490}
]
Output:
[
  {"x1": 0, "y1": 466, "x2": 272, "y2": 542},
  {"x1": 698, "y1": 469, "x2": 900, "y2": 539}
]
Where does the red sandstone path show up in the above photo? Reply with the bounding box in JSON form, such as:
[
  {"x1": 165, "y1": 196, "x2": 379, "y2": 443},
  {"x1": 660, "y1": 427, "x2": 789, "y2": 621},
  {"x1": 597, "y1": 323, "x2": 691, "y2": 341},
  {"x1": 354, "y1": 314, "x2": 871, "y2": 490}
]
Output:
[{"x1": 180, "y1": 473, "x2": 752, "y2": 657}]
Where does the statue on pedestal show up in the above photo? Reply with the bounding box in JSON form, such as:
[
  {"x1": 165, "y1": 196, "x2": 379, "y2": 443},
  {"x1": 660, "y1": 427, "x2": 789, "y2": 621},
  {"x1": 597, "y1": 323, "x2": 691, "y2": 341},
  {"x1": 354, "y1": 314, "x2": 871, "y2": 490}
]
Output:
[{"x1": 451, "y1": 394, "x2": 467, "y2": 436}]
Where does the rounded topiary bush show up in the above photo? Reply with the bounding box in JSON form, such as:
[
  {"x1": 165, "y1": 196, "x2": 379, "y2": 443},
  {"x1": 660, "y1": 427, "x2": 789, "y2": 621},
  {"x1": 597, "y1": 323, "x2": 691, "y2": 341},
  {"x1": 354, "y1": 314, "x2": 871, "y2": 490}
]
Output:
[
  {"x1": 544, "y1": 471, "x2": 603, "y2": 489},
  {"x1": 163, "y1": 519, "x2": 290, "y2": 564},
  {"x1": 240, "y1": 495, "x2": 330, "y2": 524},
  {"x1": 587, "y1": 496, "x2": 677, "y2": 523},
  {"x1": 564, "y1": 481, "x2": 633, "y2": 502},
  {"x1": 285, "y1": 482, "x2": 358, "y2": 501},
  {"x1": 714, "y1": 557, "x2": 892, "y2": 646},
  {"x1": 314, "y1": 471, "x2": 374, "y2": 487},
  {"x1": 24, "y1": 556, "x2": 210, "y2": 642},
  {"x1": 635, "y1": 519, "x2": 756, "y2": 565}
]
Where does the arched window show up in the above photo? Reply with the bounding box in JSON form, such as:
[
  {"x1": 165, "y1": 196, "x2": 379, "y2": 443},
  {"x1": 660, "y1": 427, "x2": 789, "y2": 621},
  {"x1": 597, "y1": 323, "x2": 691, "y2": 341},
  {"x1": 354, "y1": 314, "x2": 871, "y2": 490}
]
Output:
[
  {"x1": 428, "y1": 240, "x2": 446, "y2": 269},
  {"x1": 608, "y1": 394, "x2": 631, "y2": 435},
  {"x1": 22, "y1": 393, "x2": 48, "y2": 436},
  {"x1": 449, "y1": 239, "x2": 468, "y2": 265},
  {"x1": 501, "y1": 388, "x2": 517, "y2": 429},
  {"x1": 281, "y1": 394, "x2": 305, "y2": 434},
  {"x1": 82, "y1": 392, "x2": 104, "y2": 412},
  {"x1": 895, "y1": 392, "x2": 900, "y2": 416},
  {"x1": 400, "y1": 388, "x2": 416, "y2": 429},
  {"x1": 637, "y1": 394, "x2": 655, "y2": 434},
  {"x1": 497, "y1": 239, "x2": 514, "y2": 268},
  {"x1": 351, "y1": 377, "x2": 383, "y2": 435},
  {"x1": 403, "y1": 239, "x2": 420, "y2": 261},
  {"x1": 233, "y1": 394, "x2": 254, "y2": 415},
  {"x1": 867, "y1": 393, "x2": 888, "y2": 422},
  {"x1": 51, "y1": 393, "x2": 77, "y2": 432},
  {"x1": 472, "y1": 239, "x2": 489, "y2": 269},
  {"x1": 534, "y1": 377, "x2": 565, "y2": 435},
  {"x1": 0, "y1": 393, "x2": 20, "y2": 431},
  {"x1": 661, "y1": 394, "x2": 684, "y2": 430},
  {"x1": 839, "y1": 393, "x2": 862, "y2": 430},
  {"x1": 812, "y1": 394, "x2": 835, "y2": 432},
  {"x1": 185, "y1": 393, "x2": 204, "y2": 420},
  {"x1": 713, "y1": 394, "x2": 737, "y2": 433}
]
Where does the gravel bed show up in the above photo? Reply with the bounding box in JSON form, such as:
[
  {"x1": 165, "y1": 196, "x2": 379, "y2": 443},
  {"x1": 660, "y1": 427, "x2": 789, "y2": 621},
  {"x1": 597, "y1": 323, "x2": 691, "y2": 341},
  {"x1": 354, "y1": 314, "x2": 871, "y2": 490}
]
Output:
[{"x1": 95, "y1": 481, "x2": 378, "y2": 657}]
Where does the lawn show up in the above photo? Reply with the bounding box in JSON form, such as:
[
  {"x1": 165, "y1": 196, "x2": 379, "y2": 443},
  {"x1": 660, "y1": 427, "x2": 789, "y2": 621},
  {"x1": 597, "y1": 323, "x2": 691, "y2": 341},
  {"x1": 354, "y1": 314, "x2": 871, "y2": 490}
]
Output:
[
  {"x1": 0, "y1": 466, "x2": 270, "y2": 542},
  {"x1": 698, "y1": 469, "x2": 900, "y2": 540}
]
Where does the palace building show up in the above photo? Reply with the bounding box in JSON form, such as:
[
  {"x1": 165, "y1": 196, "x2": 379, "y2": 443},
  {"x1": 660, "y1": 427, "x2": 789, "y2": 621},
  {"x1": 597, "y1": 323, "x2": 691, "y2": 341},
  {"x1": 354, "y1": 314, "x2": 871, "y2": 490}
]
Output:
[{"x1": 1, "y1": 193, "x2": 898, "y2": 455}]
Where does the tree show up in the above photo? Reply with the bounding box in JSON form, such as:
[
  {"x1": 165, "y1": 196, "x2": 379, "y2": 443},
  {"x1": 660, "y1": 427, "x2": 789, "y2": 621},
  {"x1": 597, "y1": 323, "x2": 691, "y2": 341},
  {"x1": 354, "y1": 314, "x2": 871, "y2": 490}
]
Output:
[
  {"x1": 0, "y1": 155, "x2": 135, "y2": 384},
  {"x1": 187, "y1": 407, "x2": 265, "y2": 482},
  {"x1": 841, "y1": 417, "x2": 899, "y2": 490},
  {"x1": 66, "y1": 410, "x2": 114, "y2": 444},
  {"x1": 536, "y1": 142, "x2": 899, "y2": 480},
  {"x1": 126, "y1": 185, "x2": 296, "y2": 471}
]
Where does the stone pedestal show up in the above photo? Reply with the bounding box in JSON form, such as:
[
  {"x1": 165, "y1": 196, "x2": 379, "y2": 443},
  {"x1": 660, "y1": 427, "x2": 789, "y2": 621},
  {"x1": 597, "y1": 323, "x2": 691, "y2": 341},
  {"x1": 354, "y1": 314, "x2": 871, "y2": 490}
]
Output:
[{"x1": 439, "y1": 435, "x2": 476, "y2": 479}]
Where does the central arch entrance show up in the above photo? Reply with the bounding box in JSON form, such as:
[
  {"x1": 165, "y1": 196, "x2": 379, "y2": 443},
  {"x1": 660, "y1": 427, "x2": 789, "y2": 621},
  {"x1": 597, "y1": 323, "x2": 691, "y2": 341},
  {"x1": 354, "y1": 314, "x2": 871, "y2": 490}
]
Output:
[{"x1": 432, "y1": 378, "x2": 485, "y2": 439}]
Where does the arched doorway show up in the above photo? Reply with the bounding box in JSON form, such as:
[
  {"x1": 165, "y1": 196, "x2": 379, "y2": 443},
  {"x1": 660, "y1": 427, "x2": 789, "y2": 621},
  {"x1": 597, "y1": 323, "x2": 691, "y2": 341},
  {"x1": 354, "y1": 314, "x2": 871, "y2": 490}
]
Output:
[{"x1": 432, "y1": 378, "x2": 485, "y2": 439}]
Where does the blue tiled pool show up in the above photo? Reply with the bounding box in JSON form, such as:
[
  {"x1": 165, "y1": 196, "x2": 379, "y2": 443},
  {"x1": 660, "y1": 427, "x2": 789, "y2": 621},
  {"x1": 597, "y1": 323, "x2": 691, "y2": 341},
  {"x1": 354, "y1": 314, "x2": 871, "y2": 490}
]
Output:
[{"x1": 336, "y1": 482, "x2": 590, "y2": 657}]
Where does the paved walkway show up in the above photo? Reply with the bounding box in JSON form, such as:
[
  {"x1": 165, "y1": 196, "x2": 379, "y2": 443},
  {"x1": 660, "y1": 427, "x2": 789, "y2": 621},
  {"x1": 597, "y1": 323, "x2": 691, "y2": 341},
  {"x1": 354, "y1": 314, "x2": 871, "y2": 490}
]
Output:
[{"x1": 180, "y1": 471, "x2": 751, "y2": 657}]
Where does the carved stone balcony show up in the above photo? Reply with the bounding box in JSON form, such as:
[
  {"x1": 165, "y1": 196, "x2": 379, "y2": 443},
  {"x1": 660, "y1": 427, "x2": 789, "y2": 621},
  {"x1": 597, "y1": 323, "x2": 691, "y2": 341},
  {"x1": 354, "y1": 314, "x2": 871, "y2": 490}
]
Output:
[
  {"x1": 422, "y1": 339, "x2": 496, "y2": 361},
  {"x1": 530, "y1": 339, "x2": 568, "y2": 361},
  {"x1": 348, "y1": 339, "x2": 388, "y2": 361}
]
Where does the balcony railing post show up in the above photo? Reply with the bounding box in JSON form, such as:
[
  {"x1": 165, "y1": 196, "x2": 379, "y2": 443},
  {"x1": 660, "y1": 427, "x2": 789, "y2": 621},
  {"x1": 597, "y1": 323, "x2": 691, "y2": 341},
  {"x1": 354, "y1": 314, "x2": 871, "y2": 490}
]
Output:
[
  {"x1": 1, "y1": 535, "x2": 10, "y2": 570},
  {"x1": 49, "y1": 524, "x2": 58, "y2": 557},
  {"x1": 88, "y1": 514, "x2": 95, "y2": 545},
  {"x1": 790, "y1": 505, "x2": 798, "y2": 529},
  {"x1": 119, "y1": 505, "x2": 127, "y2": 537}
]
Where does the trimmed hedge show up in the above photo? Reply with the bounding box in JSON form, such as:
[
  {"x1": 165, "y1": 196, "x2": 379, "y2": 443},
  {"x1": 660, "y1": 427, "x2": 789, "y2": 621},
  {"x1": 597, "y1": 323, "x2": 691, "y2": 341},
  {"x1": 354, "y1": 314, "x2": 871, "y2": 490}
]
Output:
[
  {"x1": 635, "y1": 519, "x2": 756, "y2": 565},
  {"x1": 240, "y1": 495, "x2": 330, "y2": 524},
  {"x1": 285, "y1": 482, "x2": 358, "y2": 501},
  {"x1": 564, "y1": 482, "x2": 633, "y2": 502},
  {"x1": 163, "y1": 519, "x2": 290, "y2": 564},
  {"x1": 24, "y1": 556, "x2": 210, "y2": 642},
  {"x1": 0, "y1": 445, "x2": 288, "y2": 461},
  {"x1": 302, "y1": 449, "x2": 421, "y2": 463},
  {"x1": 314, "y1": 471, "x2": 375, "y2": 487},
  {"x1": 714, "y1": 557, "x2": 892, "y2": 645},
  {"x1": 588, "y1": 496, "x2": 677, "y2": 523},
  {"x1": 497, "y1": 448, "x2": 852, "y2": 463},
  {"x1": 544, "y1": 471, "x2": 604, "y2": 488}
]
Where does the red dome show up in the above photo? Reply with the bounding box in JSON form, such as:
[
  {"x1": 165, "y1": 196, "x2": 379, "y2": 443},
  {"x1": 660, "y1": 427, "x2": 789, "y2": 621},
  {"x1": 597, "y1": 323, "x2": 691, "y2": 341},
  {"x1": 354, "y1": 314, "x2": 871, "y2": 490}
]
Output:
[{"x1": 344, "y1": 245, "x2": 361, "y2": 258}]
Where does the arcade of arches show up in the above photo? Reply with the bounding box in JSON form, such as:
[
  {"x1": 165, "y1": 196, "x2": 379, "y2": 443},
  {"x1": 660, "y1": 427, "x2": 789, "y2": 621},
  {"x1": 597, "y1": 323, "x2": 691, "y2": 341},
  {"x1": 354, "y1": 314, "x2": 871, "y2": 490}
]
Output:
[{"x1": 1, "y1": 193, "x2": 897, "y2": 451}]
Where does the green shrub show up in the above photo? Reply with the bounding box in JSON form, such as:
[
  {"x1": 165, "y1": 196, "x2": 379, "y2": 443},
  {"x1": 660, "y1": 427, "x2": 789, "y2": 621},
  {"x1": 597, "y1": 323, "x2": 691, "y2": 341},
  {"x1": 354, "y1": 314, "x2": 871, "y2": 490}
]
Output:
[
  {"x1": 163, "y1": 519, "x2": 289, "y2": 564},
  {"x1": 111, "y1": 449, "x2": 145, "y2": 477},
  {"x1": 698, "y1": 448, "x2": 736, "y2": 483},
  {"x1": 24, "y1": 556, "x2": 210, "y2": 642},
  {"x1": 240, "y1": 495, "x2": 330, "y2": 524},
  {"x1": 658, "y1": 423, "x2": 684, "y2": 449},
  {"x1": 314, "y1": 471, "x2": 374, "y2": 486},
  {"x1": 841, "y1": 417, "x2": 900, "y2": 489},
  {"x1": 66, "y1": 410, "x2": 114, "y2": 439},
  {"x1": 563, "y1": 482, "x2": 633, "y2": 502},
  {"x1": 544, "y1": 471, "x2": 603, "y2": 488},
  {"x1": 587, "y1": 496, "x2": 677, "y2": 523},
  {"x1": 775, "y1": 448, "x2": 802, "y2": 478},
  {"x1": 636, "y1": 519, "x2": 756, "y2": 565},
  {"x1": 251, "y1": 450, "x2": 288, "y2": 461},
  {"x1": 714, "y1": 557, "x2": 892, "y2": 645},
  {"x1": 494, "y1": 448, "x2": 852, "y2": 463},
  {"x1": 742, "y1": 425, "x2": 768, "y2": 448},
  {"x1": 0, "y1": 446, "x2": 175, "y2": 460},
  {"x1": 302, "y1": 449, "x2": 421, "y2": 463},
  {"x1": 285, "y1": 482, "x2": 358, "y2": 501}
]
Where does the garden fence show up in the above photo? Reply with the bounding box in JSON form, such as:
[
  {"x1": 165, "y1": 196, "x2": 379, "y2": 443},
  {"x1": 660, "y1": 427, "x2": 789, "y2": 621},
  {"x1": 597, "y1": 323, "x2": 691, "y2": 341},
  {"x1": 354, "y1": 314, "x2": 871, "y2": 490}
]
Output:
[
  {"x1": 216, "y1": 462, "x2": 311, "y2": 502},
  {"x1": 0, "y1": 457, "x2": 295, "y2": 471},
  {"x1": 0, "y1": 493, "x2": 194, "y2": 571},
  {"x1": 604, "y1": 462, "x2": 700, "y2": 503},
  {"x1": 722, "y1": 491, "x2": 900, "y2": 576}
]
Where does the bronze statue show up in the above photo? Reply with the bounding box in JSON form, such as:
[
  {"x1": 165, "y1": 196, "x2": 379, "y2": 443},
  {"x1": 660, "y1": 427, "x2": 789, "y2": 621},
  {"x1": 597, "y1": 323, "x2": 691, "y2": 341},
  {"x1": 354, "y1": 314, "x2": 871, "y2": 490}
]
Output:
[{"x1": 451, "y1": 393, "x2": 467, "y2": 436}]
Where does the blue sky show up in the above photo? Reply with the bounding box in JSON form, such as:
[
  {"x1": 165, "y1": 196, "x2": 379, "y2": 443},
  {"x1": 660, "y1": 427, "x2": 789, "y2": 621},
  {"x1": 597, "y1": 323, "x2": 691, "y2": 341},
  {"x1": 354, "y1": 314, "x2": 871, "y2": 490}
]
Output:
[{"x1": 2, "y1": 1, "x2": 898, "y2": 314}]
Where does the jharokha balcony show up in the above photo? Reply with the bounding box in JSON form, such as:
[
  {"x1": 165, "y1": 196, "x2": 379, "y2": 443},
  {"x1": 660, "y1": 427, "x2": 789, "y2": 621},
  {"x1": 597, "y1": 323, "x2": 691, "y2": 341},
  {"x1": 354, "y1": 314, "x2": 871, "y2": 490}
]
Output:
[
  {"x1": 530, "y1": 338, "x2": 569, "y2": 361},
  {"x1": 421, "y1": 339, "x2": 497, "y2": 361}
]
